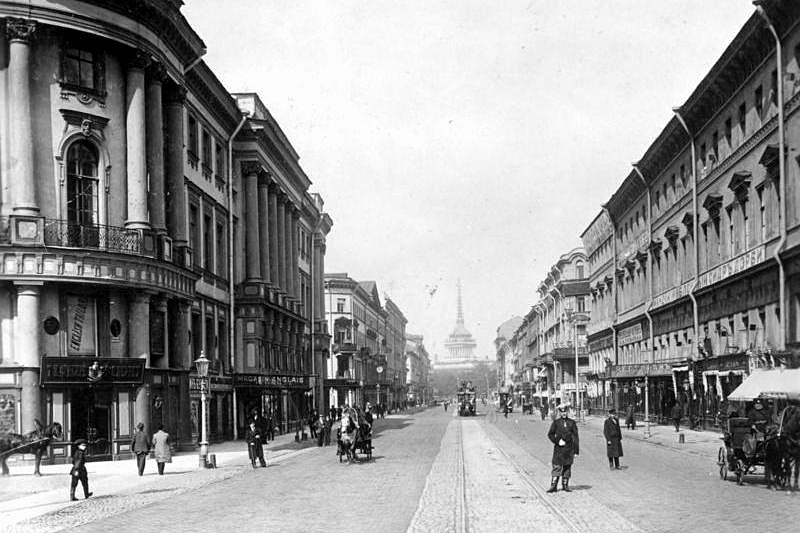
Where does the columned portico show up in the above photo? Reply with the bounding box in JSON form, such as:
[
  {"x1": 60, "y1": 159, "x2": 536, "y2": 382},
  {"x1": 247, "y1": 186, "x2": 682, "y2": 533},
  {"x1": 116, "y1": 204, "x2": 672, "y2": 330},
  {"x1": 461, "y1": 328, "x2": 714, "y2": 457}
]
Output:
[
  {"x1": 284, "y1": 201, "x2": 294, "y2": 299},
  {"x1": 146, "y1": 63, "x2": 167, "y2": 234},
  {"x1": 290, "y1": 209, "x2": 300, "y2": 300},
  {"x1": 6, "y1": 18, "x2": 38, "y2": 216},
  {"x1": 16, "y1": 283, "x2": 42, "y2": 433},
  {"x1": 258, "y1": 176, "x2": 272, "y2": 285},
  {"x1": 165, "y1": 86, "x2": 187, "y2": 247},
  {"x1": 129, "y1": 292, "x2": 152, "y2": 432},
  {"x1": 125, "y1": 51, "x2": 151, "y2": 230},
  {"x1": 268, "y1": 185, "x2": 280, "y2": 289},
  {"x1": 243, "y1": 163, "x2": 262, "y2": 281},
  {"x1": 276, "y1": 194, "x2": 287, "y2": 293}
]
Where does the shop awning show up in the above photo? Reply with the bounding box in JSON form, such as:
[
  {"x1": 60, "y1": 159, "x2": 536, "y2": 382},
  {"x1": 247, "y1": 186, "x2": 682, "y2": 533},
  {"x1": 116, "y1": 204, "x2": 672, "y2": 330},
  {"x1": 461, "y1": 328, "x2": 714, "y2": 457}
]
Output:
[{"x1": 728, "y1": 368, "x2": 800, "y2": 402}]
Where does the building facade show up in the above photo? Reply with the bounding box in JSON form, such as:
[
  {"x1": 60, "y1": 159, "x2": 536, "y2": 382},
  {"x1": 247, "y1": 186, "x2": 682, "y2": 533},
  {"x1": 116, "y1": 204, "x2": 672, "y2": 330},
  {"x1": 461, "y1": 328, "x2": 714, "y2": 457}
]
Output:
[
  {"x1": 494, "y1": 316, "x2": 523, "y2": 391},
  {"x1": 581, "y1": 0, "x2": 800, "y2": 427},
  {"x1": 0, "y1": 1, "x2": 331, "y2": 463},
  {"x1": 405, "y1": 333, "x2": 431, "y2": 405}
]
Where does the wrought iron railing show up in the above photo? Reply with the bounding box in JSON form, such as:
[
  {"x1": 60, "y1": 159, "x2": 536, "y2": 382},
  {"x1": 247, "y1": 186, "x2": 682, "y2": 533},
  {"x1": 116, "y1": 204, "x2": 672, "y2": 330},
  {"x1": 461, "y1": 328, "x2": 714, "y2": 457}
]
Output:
[{"x1": 43, "y1": 219, "x2": 143, "y2": 255}]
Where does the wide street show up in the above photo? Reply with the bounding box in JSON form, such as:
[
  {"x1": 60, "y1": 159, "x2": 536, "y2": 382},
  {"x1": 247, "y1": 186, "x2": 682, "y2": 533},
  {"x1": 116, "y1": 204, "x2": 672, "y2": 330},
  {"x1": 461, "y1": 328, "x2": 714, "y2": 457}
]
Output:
[{"x1": 3, "y1": 407, "x2": 797, "y2": 533}]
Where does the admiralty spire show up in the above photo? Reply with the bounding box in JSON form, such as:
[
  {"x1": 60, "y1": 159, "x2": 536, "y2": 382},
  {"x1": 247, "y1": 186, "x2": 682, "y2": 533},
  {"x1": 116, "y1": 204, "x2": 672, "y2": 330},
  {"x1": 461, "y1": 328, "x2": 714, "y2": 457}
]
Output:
[{"x1": 440, "y1": 280, "x2": 478, "y2": 365}]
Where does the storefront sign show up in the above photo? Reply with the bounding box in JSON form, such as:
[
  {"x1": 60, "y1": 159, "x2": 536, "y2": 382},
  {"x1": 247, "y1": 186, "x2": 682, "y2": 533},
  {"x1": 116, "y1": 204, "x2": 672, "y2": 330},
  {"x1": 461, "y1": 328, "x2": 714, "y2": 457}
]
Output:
[
  {"x1": 610, "y1": 361, "x2": 675, "y2": 379},
  {"x1": 617, "y1": 323, "x2": 643, "y2": 346},
  {"x1": 40, "y1": 356, "x2": 145, "y2": 386},
  {"x1": 233, "y1": 373, "x2": 309, "y2": 389},
  {"x1": 698, "y1": 245, "x2": 766, "y2": 290},
  {"x1": 588, "y1": 335, "x2": 613, "y2": 353},
  {"x1": 652, "y1": 281, "x2": 693, "y2": 310},
  {"x1": 697, "y1": 353, "x2": 749, "y2": 373}
]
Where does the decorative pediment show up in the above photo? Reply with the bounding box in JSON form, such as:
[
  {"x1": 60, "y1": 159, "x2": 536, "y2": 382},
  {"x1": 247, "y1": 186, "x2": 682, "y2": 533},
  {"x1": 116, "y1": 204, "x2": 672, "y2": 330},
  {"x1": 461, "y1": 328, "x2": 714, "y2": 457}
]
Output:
[
  {"x1": 664, "y1": 225, "x2": 680, "y2": 245},
  {"x1": 702, "y1": 193, "x2": 723, "y2": 219},
  {"x1": 757, "y1": 143, "x2": 779, "y2": 169},
  {"x1": 59, "y1": 109, "x2": 109, "y2": 142},
  {"x1": 681, "y1": 212, "x2": 694, "y2": 235},
  {"x1": 728, "y1": 170, "x2": 752, "y2": 199}
]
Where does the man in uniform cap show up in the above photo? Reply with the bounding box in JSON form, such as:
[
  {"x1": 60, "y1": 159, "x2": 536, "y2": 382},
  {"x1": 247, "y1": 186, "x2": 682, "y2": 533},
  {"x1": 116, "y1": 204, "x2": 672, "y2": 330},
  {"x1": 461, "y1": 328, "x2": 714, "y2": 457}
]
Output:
[
  {"x1": 69, "y1": 439, "x2": 92, "y2": 501},
  {"x1": 546, "y1": 402, "x2": 579, "y2": 493},
  {"x1": 604, "y1": 408, "x2": 623, "y2": 470}
]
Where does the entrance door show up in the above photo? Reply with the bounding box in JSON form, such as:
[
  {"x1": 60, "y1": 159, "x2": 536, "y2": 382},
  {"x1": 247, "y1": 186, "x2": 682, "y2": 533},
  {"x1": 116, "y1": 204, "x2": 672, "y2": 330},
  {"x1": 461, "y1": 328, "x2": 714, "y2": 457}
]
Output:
[{"x1": 70, "y1": 388, "x2": 112, "y2": 459}]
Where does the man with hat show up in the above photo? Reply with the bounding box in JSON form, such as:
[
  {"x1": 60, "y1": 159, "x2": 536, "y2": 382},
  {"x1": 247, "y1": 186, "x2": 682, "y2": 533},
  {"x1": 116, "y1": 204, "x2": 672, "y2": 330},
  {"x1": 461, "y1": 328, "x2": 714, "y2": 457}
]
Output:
[
  {"x1": 603, "y1": 408, "x2": 623, "y2": 470},
  {"x1": 132, "y1": 422, "x2": 152, "y2": 476},
  {"x1": 69, "y1": 439, "x2": 92, "y2": 501},
  {"x1": 546, "y1": 402, "x2": 579, "y2": 493}
]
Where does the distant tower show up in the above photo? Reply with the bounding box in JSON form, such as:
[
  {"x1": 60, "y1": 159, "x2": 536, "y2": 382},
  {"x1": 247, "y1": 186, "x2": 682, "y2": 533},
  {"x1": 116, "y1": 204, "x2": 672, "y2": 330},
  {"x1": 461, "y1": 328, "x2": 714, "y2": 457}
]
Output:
[{"x1": 443, "y1": 279, "x2": 477, "y2": 363}]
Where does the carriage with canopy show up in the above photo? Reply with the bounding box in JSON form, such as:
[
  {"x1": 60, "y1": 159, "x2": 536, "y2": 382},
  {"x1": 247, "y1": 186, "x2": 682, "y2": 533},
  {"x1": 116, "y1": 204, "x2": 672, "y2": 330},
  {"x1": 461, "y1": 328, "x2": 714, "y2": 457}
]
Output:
[
  {"x1": 336, "y1": 406, "x2": 373, "y2": 463},
  {"x1": 717, "y1": 367, "x2": 800, "y2": 489}
]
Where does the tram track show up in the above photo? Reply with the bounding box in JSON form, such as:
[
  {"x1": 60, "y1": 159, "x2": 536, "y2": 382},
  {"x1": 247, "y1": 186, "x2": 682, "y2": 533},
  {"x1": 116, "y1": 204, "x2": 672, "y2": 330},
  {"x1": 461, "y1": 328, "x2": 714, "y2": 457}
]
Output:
[{"x1": 454, "y1": 419, "x2": 469, "y2": 533}]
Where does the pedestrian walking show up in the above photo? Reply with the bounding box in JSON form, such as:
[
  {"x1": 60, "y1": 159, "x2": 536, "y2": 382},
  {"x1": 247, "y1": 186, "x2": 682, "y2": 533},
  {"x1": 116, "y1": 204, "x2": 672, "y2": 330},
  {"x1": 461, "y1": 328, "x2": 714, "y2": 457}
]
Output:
[
  {"x1": 324, "y1": 415, "x2": 332, "y2": 446},
  {"x1": 316, "y1": 415, "x2": 326, "y2": 447},
  {"x1": 152, "y1": 424, "x2": 171, "y2": 475},
  {"x1": 309, "y1": 411, "x2": 318, "y2": 439},
  {"x1": 69, "y1": 439, "x2": 92, "y2": 501},
  {"x1": 252, "y1": 411, "x2": 268, "y2": 439},
  {"x1": 625, "y1": 404, "x2": 636, "y2": 430},
  {"x1": 132, "y1": 422, "x2": 151, "y2": 476},
  {"x1": 444, "y1": 400, "x2": 448, "y2": 412},
  {"x1": 671, "y1": 402, "x2": 682, "y2": 432},
  {"x1": 246, "y1": 422, "x2": 266, "y2": 468},
  {"x1": 546, "y1": 402, "x2": 579, "y2": 493},
  {"x1": 603, "y1": 409, "x2": 623, "y2": 470},
  {"x1": 265, "y1": 412, "x2": 275, "y2": 442}
]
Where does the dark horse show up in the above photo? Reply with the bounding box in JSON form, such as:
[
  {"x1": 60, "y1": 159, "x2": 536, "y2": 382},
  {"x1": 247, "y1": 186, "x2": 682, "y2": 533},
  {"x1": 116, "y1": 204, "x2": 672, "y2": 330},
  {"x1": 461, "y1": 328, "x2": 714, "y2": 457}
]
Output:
[
  {"x1": 763, "y1": 405, "x2": 800, "y2": 490},
  {"x1": 0, "y1": 420, "x2": 63, "y2": 476}
]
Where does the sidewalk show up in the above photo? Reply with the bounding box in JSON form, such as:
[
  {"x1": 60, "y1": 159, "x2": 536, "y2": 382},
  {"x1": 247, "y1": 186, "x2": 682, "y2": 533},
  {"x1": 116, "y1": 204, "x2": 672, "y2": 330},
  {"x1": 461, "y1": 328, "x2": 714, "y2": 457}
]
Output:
[
  {"x1": 0, "y1": 427, "x2": 326, "y2": 530},
  {"x1": 581, "y1": 414, "x2": 724, "y2": 459}
]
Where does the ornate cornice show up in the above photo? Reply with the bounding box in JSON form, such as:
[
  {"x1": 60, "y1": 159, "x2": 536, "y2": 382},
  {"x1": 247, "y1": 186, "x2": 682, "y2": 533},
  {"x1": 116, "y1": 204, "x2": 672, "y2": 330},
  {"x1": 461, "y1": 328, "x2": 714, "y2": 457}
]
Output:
[
  {"x1": 59, "y1": 109, "x2": 110, "y2": 139},
  {"x1": 5, "y1": 17, "x2": 36, "y2": 41},
  {"x1": 147, "y1": 61, "x2": 168, "y2": 83}
]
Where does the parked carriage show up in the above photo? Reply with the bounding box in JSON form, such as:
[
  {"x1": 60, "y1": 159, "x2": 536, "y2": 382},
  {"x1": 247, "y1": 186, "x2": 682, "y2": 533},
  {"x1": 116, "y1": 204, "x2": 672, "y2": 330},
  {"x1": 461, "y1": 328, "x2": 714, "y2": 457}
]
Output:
[{"x1": 336, "y1": 408, "x2": 373, "y2": 463}]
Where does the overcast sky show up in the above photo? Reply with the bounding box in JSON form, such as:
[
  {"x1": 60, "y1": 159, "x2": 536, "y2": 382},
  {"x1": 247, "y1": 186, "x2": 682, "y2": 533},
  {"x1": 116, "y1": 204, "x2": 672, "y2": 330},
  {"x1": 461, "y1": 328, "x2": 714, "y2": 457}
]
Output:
[{"x1": 183, "y1": 0, "x2": 755, "y2": 361}]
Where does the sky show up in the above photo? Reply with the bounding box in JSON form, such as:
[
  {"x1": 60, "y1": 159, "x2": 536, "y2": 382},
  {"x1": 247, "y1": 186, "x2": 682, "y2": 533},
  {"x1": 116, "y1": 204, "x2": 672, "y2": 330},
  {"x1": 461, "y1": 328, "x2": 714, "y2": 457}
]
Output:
[{"x1": 183, "y1": 0, "x2": 755, "y2": 361}]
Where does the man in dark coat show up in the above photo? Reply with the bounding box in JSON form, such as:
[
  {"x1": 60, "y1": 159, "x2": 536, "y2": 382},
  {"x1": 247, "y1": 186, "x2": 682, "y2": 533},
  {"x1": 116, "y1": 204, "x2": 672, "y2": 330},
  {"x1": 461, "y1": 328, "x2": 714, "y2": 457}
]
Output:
[
  {"x1": 546, "y1": 403, "x2": 579, "y2": 493},
  {"x1": 671, "y1": 402, "x2": 682, "y2": 433},
  {"x1": 132, "y1": 422, "x2": 151, "y2": 476},
  {"x1": 246, "y1": 422, "x2": 266, "y2": 468},
  {"x1": 69, "y1": 439, "x2": 92, "y2": 501},
  {"x1": 603, "y1": 409, "x2": 623, "y2": 470}
]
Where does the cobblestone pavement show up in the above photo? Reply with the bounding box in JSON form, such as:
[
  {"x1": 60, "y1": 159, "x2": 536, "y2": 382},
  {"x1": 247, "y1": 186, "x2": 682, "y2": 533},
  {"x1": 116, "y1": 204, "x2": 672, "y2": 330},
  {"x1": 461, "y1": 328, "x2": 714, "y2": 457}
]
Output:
[
  {"x1": 62, "y1": 411, "x2": 450, "y2": 533},
  {"x1": 491, "y1": 410, "x2": 799, "y2": 533}
]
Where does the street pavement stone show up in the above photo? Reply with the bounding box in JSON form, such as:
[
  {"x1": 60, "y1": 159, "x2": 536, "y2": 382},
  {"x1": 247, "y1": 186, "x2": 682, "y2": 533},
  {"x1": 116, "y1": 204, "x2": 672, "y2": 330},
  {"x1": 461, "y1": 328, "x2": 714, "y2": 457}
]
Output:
[
  {"x1": 61, "y1": 411, "x2": 450, "y2": 533},
  {"x1": 491, "y1": 410, "x2": 800, "y2": 533}
]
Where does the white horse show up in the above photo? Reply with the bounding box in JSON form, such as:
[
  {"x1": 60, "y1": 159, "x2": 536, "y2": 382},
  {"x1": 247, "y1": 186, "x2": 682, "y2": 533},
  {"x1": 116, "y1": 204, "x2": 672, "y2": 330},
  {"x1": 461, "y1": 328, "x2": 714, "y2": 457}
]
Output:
[{"x1": 338, "y1": 407, "x2": 360, "y2": 462}]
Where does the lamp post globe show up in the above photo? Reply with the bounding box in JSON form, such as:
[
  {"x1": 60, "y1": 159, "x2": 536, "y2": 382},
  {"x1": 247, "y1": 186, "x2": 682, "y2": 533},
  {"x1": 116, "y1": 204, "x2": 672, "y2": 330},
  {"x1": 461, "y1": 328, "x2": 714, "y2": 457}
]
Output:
[{"x1": 194, "y1": 351, "x2": 210, "y2": 467}]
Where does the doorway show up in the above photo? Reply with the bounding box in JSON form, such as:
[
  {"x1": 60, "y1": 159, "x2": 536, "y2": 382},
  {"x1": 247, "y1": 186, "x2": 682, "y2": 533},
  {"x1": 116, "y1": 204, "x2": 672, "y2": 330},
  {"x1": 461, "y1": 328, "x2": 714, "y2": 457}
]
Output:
[{"x1": 70, "y1": 388, "x2": 112, "y2": 458}]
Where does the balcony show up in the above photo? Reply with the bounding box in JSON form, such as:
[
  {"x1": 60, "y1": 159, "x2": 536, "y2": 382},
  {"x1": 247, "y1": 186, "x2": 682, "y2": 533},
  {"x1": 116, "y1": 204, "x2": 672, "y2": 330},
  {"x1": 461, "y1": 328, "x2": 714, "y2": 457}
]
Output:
[{"x1": 43, "y1": 219, "x2": 151, "y2": 256}]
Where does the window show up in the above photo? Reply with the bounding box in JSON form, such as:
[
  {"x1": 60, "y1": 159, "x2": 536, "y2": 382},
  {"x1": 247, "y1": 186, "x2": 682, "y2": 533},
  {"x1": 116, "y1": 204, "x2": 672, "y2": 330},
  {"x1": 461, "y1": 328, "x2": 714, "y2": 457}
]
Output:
[
  {"x1": 576, "y1": 262, "x2": 584, "y2": 279},
  {"x1": 742, "y1": 198, "x2": 750, "y2": 249},
  {"x1": 680, "y1": 164, "x2": 687, "y2": 190},
  {"x1": 188, "y1": 115, "x2": 198, "y2": 156},
  {"x1": 215, "y1": 142, "x2": 225, "y2": 178},
  {"x1": 727, "y1": 206, "x2": 735, "y2": 256},
  {"x1": 202, "y1": 130, "x2": 212, "y2": 170},
  {"x1": 337, "y1": 298, "x2": 345, "y2": 313},
  {"x1": 189, "y1": 204, "x2": 200, "y2": 259},
  {"x1": 669, "y1": 174, "x2": 676, "y2": 201},
  {"x1": 66, "y1": 141, "x2": 99, "y2": 227},
  {"x1": 758, "y1": 187, "x2": 767, "y2": 241},
  {"x1": 60, "y1": 43, "x2": 105, "y2": 96},
  {"x1": 216, "y1": 222, "x2": 225, "y2": 275},
  {"x1": 654, "y1": 190, "x2": 661, "y2": 215},
  {"x1": 755, "y1": 85, "x2": 763, "y2": 120},
  {"x1": 738, "y1": 102, "x2": 746, "y2": 139},
  {"x1": 712, "y1": 131, "x2": 719, "y2": 161},
  {"x1": 700, "y1": 143, "x2": 707, "y2": 168},
  {"x1": 770, "y1": 69, "x2": 778, "y2": 107},
  {"x1": 203, "y1": 214, "x2": 213, "y2": 271},
  {"x1": 662, "y1": 182, "x2": 668, "y2": 207},
  {"x1": 724, "y1": 117, "x2": 732, "y2": 149},
  {"x1": 577, "y1": 296, "x2": 585, "y2": 313}
]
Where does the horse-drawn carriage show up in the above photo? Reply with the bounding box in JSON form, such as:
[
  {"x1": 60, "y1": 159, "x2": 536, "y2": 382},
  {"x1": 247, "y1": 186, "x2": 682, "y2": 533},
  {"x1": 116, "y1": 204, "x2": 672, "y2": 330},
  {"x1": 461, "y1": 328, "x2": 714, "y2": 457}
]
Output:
[
  {"x1": 336, "y1": 407, "x2": 373, "y2": 463},
  {"x1": 717, "y1": 367, "x2": 800, "y2": 489}
]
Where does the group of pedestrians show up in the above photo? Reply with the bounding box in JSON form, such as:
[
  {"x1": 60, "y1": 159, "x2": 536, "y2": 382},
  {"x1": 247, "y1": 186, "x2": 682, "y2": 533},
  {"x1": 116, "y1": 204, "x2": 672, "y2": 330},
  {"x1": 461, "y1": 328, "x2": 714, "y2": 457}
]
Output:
[
  {"x1": 69, "y1": 422, "x2": 172, "y2": 501},
  {"x1": 543, "y1": 404, "x2": 624, "y2": 493}
]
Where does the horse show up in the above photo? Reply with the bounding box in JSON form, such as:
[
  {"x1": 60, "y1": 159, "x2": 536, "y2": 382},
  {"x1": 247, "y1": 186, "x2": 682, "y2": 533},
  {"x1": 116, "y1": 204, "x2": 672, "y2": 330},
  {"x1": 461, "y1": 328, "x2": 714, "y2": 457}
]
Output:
[
  {"x1": 778, "y1": 405, "x2": 800, "y2": 490},
  {"x1": 0, "y1": 420, "x2": 63, "y2": 476},
  {"x1": 338, "y1": 408, "x2": 360, "y2": 463}
]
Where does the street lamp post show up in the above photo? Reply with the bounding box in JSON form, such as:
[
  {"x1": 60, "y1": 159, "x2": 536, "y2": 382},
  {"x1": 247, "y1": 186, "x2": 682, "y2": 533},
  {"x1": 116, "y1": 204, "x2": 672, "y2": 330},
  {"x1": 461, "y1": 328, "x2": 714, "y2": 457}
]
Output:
[{"x1": 194, "y1": 351, "x2": 210, "y2": 468}]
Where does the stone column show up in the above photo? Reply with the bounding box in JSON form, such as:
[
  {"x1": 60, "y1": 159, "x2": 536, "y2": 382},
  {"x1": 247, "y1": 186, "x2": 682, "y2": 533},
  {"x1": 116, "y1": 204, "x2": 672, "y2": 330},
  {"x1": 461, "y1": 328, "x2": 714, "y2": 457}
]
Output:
[
  {"x1": 165, "y1": 85, "x2": 187, "y2": 246},
  {"x1": 276, "y1": 195, "x2": 287, "y2": 293},
  {"x1": 283, "y1": 202, "x2": 294, "y2": 298},
  {"x1": 290, "y1": 210, "x2": 300, "y2": 300},
  {"x1": 268, "y1": 185, "x2": 280, "y2": 288},
  {"x1": 243, "y1": 163, "x2": 261, "y2": 281},
  {"x1": 146, "y1": 63, "x2": 167, "y2": 234},
  {"x1": 125, "y1": 52, "x2": 150, "y2": 230},
  {"x1": 7, "y1": 18, "x2": 38, "y2": 215},
  {"x1": 129, "y1": 292, "x2": 151, "y2": 432},
  {"x1": 16, "y1": 284, "x2": 41, "y2": 433},
  {"x1": 258, "y1": 177, "x2": 271, "y2": 284}
]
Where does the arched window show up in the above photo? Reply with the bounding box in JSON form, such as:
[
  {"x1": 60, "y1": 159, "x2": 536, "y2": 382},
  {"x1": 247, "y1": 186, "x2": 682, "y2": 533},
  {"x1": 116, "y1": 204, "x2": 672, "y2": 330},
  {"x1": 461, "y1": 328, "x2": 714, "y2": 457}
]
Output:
[
  {"x1": 576, "y1": 262, "x2": 584, "y2": 279},
  {"x1": 66, "y1": 141, "x2": 99, "y2": 226}
]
